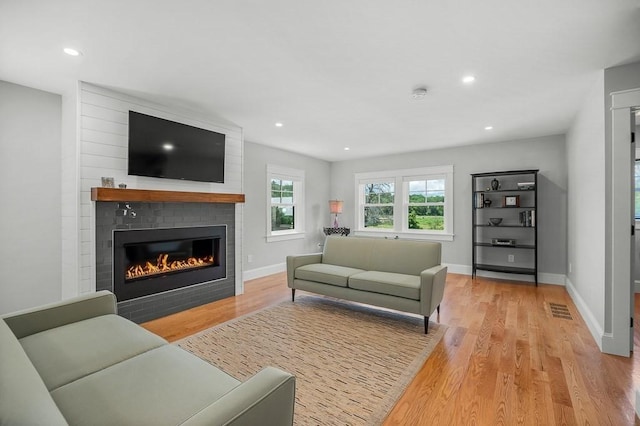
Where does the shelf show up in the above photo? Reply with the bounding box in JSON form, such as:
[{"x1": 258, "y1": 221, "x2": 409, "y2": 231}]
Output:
[
  {"x1": 473, "y1": 206, "x2": 536, "y2": 210},
  {"x1": 472, "y1": 169, "x2": 538, "y2": 284},
  {"x1": 91, "y1": 187, "x2": 245, "y2": 203},
  {"x1": 474, "y1": 224, "x2": 535, "y2": 228},
  {"x1": 474, "y1": 264, "x2": 536, "y2": 275},
  {"x1": 474, "y1": 243, "x2": 535, "y2": 249},
  {"x1": 473, "y1": 189, "x2": 534, "y2": 194},
  {"x1": 470, "y1": 169, "x2": 539, "y2": 178}
]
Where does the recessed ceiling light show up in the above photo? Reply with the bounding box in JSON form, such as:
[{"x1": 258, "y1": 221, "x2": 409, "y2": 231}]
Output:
[
  {"x1": 462, "y1": 75, "x2": 475, "y2": 84},
  {"x1": 275, "y1": 122, "x2": 283, "y2": 127},
  {"x1": 162, "y1": 143, "x2": 174, "y2": 151},
  {"x1": 411, "y1": 88, "x2": 428, "y2": 100},
  {"x1": 344, "y1": 147, "x2": 350, "y2": 151},
  {"x1": 484, "y1": 126, "x2": 493, "y2": 130},
  {"x1": 63, "y1": 47, "x2": 82, "y2": 56}
]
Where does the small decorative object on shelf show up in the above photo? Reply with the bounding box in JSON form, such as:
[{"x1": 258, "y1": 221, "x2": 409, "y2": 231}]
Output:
[
  {"x1": 488, "y1": 218, "x2": 502, "y2": 226},
  {"x1": 118, "y1": 183, "x2": 127, "y2": 189},
  {"x1": 503, "y1": 195, "x2": 520, "y2": 207},
  {"x1": 471, "y1": 169, "x2": 538, "y2": 285},
  {"x1": 517, "y1": 182, "x2": 535, "y2": 190},
  {"x1": 492, "y1": 238, "x2": 516, "y2": 246},
  {"x1": 101, "y1": 177, "x2": 115, "y2": 188},
  {"x1": 323, "y1": 227, "x2": 350, "y2": 236}
]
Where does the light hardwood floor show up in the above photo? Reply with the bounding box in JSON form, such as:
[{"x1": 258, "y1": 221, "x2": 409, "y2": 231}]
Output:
[{"x1": 142, "y1": 273, "x2": 640, "y2": 425}]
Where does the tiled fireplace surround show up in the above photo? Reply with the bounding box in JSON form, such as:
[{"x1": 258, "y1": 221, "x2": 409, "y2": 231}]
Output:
[{"x1": 95, "y1": 201, "x2": 236, "y2": 323}]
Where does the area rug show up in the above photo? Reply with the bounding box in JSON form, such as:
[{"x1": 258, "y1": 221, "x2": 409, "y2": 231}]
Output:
[{"x1": 176, "y1": 295, "x2": 446, "y2": 425}]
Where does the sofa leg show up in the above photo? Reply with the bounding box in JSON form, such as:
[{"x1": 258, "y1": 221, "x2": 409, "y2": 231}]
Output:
[
  {"x1": 291, "y1": 289, "x2": 295, "y2": 302},
  {"x1": 424, "y1": 316, "x2": 429, "y2": 334}
]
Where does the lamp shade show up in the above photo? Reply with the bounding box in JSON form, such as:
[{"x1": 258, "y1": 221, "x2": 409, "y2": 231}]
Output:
[{"x1": 329, "y1": 200, "x2": 343, "y2": 214}]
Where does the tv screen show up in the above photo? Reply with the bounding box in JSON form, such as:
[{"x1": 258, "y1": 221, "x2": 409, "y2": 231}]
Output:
[{"x1": 128, "y1": 111, "x2": 225, "y2": 183}]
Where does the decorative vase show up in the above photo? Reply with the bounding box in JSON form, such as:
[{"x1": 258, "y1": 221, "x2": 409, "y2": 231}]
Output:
[{"x1": 490, "y1": 178, "x2": 499, "y2": 191}]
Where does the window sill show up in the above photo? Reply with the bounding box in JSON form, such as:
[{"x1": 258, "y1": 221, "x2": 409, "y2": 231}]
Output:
[
  {"x1": 266, "y1": 232, "x2": 305, "y2": 243},
  {"x1": 353, "y1": 230, "x2": 454, "y2": 242}
]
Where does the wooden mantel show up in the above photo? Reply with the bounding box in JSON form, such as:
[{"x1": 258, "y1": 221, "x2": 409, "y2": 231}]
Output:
[{"x1": 91, "y1": 187, "x2": 245, "y2": 204}]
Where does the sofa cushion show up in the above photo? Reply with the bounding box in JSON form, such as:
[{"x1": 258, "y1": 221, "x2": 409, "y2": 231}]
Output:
[
  {"x1": 321, "y1": 236, "x2": 441, "y2": 275},
  {"x1": 51, "y1": 345, "x2": 240, "y2": 426},
  {"x1": 295, "y1": 263, "x2": 366, "y2": 287},
  {"x1": 348, "y1": 271, "x2": 421, "y2": 300},
  {"x1": 0, "y1": 319, "x2": 68, "y2": 426},
  {"x1": 19, "y1": 314, "x2": 167, "y2": 391}
]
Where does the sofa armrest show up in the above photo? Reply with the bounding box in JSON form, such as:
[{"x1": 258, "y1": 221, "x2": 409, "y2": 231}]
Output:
[
  {"x1": 180, "y1": 367, "x2": 296, "y2": 426},
  {"x1": 286, "y1": 253, "x2": 322, "y2": 288},
  {"x1": 0, "y1": 320, "x2": 69, "y2": 426},
  {"x1": 2, "y1": 290, "x2": 117, "y2": 339},
  {"x1": 419, "y1": 265, "x2": 448, "y2": 316}
]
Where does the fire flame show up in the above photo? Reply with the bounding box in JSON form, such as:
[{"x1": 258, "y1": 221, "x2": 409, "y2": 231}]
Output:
[{"x1": 126, "y1": 253, "x2": 214, "y2": 280}]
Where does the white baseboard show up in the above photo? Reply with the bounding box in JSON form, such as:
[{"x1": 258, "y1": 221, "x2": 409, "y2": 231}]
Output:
[
  {"x1": 565, "y1": 277, "x2": 604, "y2": 352},
  {"x1": 443, "y1": 263, "x2": 472, "y2": 275},
  {"x1": 443, "y1": 263, "x2": 565, "y2": 285},
  {"x1": 243, "y1": 262, "x2": 286, "y2": 282},
  {"x1": 635, "y1": 280, "x2": 640, "y2": 293}
]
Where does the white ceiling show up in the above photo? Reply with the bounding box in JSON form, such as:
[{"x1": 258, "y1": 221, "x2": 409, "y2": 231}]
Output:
[{"x1": 1, "y1": 0, "x2": 640, "y2": 161}]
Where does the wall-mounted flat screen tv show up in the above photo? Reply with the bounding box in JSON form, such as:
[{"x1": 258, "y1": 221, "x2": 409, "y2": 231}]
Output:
[{"x1": 128, "y1": 111, "x2": 225, "y2": 183}]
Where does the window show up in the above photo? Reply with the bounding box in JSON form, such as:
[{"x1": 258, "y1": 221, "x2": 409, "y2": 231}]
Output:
[
  {"x1": 355, "y1": 165, "x2": 453, "y2": 241},
  {"x1": 267, "y1": 165, "x2": 305, "y2": 242},
  {"x1": 363, "y1": 181, "x2": 395, "y2": 229},
  {"x1": 406, "y1": 177, "x2": 445, "y2": 231}
]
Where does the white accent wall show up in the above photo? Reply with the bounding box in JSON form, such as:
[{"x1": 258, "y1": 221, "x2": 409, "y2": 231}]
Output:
[
  {"x1": 0, "y1": 81, "x2": 62, "y2": 314},
  {"x1": 60, "y1": 82, "x2": 244, "y2": 297}
]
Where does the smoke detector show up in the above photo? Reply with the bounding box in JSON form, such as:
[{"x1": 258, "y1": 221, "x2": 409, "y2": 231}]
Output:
[{"x1": 412, "y1": 87, "x2": 428, "y2": 100}]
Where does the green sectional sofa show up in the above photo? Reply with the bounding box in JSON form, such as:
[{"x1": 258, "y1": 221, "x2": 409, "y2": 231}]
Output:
[
  {"x1": 0, "y1": 291, "x2": 295, "y2": 426},
  {"x1": 286, "y1": 236, "x2": 447, "y2": 333}
]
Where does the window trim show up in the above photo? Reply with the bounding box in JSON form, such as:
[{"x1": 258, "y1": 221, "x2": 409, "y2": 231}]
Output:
[
  {"x1": 354, "y1": 165, "x2": 454, "y2": 241},
  {"x1": 266, "y1": 165, "x2": 305, "y2": 243}
]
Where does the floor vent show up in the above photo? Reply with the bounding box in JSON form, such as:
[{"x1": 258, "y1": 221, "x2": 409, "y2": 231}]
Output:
[{"x1": 548, "y1": 303, "x2": 573, "y2": 320}]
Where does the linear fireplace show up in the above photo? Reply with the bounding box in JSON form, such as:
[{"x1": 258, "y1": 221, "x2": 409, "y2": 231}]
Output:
[{"x1": 113, "y1": 225, "x2": 226, "y2": 302}]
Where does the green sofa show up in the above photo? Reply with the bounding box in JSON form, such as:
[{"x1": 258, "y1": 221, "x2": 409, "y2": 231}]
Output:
[
  {"x1": 286, "y1": 236, "x2": 447, "y2": 333},
  {"x1": 0, "y1": 291, "x2": 295, "y2": 426}
]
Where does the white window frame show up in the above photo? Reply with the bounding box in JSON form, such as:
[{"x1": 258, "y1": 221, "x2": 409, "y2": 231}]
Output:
[
  {"x1": 354, "y1": 165, "x2": 454, "y2": 241},
  {"x1": 266, "y1": 164, "x2": 305, "y2": 242}
]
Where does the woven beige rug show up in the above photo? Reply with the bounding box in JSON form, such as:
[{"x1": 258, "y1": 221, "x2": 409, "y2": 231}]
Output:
[{"x1": 177, "y1": 295, "x2": 446, "y2": 425}]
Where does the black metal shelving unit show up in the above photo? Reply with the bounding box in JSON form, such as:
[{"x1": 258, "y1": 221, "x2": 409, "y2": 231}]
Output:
[{"x1": 471, "y1": 169, "x2": 539, "y2": 285}]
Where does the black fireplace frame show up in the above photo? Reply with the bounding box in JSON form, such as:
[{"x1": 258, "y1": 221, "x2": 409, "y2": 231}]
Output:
[{"x1": 113, "y1": 225, "x2": 227, "y2": 302}]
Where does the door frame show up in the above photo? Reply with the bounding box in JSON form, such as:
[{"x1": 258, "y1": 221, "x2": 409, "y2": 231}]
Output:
[{"x1": 607, "y1": 87, "x2": 640, "y2": 356}]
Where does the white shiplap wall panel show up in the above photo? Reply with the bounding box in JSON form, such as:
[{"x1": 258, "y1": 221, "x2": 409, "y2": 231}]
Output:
[
  {"x1": 76, "y1": 82, "x2": 244, "y2": 295},
  {"x1": 81, "y1": 142, "x2": 127, "y2": 158},
  {"x1": 82, "y1": 154, "x2": 127, "y2": 170},
  {"x1": 81, "y1": 129, "x2": 126, "y2": 146},
  {"x1": 81, "y1": 103, "x2": 128, "y2": 123},
  {"x1": 81, "y1": 116, "x2": 127, "y2": 136}
]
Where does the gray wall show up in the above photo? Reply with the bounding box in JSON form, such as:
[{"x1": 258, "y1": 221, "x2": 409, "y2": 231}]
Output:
[
  {"x1": 566, "y1": 71, "x2": 606, "y2": 327},
  {"x1": 243, "y1": 141, "x2": 331, "y2": 274},
  {"x1": 329, "y1": 135, "x2": 567, "y2": 280},
  {"x1": 0, "y1": 81, "x2": 62, "y2": 314}
]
